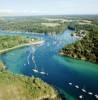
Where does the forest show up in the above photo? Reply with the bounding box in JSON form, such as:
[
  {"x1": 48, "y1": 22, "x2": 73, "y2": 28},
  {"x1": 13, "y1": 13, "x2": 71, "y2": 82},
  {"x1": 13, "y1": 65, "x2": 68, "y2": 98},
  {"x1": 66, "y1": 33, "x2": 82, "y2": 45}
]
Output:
[{"x1": 61, "y1": 18, "x2": 98, "y2": 63}]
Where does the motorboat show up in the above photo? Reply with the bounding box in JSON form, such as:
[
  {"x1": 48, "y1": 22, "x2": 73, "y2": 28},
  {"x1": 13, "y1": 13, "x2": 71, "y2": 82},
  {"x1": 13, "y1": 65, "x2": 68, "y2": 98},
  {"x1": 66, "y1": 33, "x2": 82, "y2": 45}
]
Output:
[
  {"x1": 75, "y1": 85, "x2": 79, "y2": 89},
  {"x1": 32, "y1": 68, "x2": 39, "y2": 73},
  {"x1": 88, "y1": 92, "x2": 93, "y2": 95},
  {"x1": 79, "y1": 95, "x2": 83, "y2": 99},
  {"x1": 68, "y1": 82, "x2": 72, "y2": 86},
  {"x1": 81, "y1": 89, "x2": 87, "y2": 93},
  {"x1": 94, "y1": 94, "x2": 98, "y2": 99},
  {"x1": 40, "y1": 71, "x2": 48, "y2": 75}
]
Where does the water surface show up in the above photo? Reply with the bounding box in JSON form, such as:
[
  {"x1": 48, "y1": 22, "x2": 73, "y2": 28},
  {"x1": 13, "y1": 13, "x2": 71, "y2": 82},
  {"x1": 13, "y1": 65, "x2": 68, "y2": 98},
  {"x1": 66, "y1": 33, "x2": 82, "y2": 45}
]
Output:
[{"x1": 0, "y1": 30, "x2": 98, "y2": 100}]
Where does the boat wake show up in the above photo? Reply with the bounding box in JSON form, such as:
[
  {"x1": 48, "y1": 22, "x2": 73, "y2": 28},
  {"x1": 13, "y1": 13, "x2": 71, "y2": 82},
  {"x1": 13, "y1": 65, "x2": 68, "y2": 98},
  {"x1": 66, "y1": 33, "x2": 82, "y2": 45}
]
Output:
[{"x1": 31, "y1": 47, "x2": 48, "y2": 76}]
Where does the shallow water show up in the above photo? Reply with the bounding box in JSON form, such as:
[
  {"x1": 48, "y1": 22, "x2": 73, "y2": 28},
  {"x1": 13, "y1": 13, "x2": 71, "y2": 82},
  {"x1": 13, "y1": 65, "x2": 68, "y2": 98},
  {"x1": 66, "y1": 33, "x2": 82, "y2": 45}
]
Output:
[{"x1": 0, "y1": 30, "x2": 98, "y2": 100}]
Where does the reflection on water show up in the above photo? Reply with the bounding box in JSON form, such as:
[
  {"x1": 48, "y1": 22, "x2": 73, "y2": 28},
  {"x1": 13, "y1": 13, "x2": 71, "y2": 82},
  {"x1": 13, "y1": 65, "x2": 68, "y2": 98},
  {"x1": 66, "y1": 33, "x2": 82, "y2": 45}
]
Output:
[{"x1": 0, "y1": 30, "x2": 98, "y2": 100}]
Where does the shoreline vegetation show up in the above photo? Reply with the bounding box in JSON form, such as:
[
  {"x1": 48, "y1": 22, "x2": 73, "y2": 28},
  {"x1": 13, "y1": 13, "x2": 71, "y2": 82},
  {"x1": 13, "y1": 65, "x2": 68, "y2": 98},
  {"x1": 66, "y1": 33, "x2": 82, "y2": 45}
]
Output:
[
  {"x1": 0, "y1": 35, "x2": 61, "y2": 100},
  {"x1": 0, "y1": 35, "x2": 44, "y2": 54},
  {"x1": 0, "y1": 15, "x2": 98, "y2": 99},
  {"x1": 0, "y1": 71, "x2": 61, "y2": 100},
  {"x1": 60, "y1": 19, "x2": 98, "y2": 64},
  {"x1": 0, "y1": 40, "x2": 44, "y2": 54},
  {"x1": 0, "y1": 61, "x2": 6, "y2": 71}
]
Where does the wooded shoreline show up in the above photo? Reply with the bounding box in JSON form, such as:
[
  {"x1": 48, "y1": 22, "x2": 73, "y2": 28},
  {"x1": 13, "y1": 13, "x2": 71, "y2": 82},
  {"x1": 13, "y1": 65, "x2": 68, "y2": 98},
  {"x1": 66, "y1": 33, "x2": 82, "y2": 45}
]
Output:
[{"x1": 0, "y1": 40, "x2": 44, "y2": 54}]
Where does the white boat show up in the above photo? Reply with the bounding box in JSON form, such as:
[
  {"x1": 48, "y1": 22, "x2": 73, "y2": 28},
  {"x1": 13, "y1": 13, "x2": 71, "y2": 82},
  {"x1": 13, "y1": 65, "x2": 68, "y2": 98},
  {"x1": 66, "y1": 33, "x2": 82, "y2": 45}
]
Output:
[
  {"x1": 68, "y1": 82, "x2": 72, "y2": 85},
  {"x1": 81, "y1": 89, "x2": 87, "y2": 93},
  {"x1": 32, "y1": 68, "x2": 39, "y2": 73},
  {"x1": 40, "y1": 71, "x2": 48, "y2": 75},
  {"x1": 94, "y1": 94, "x2": 98, "y2": 99},
  {"x1": 40, "y1": 68, "x2": 48, "y2": 75},
  {"x1": 79, "y1": 95, "x2": 83, "y2": 99},
  {"x1": 75, "y1": 85, "x2": 79, "y2": 89},
  {"x1": 88, "y1": 92, "x2": 93, "y2": 95}
]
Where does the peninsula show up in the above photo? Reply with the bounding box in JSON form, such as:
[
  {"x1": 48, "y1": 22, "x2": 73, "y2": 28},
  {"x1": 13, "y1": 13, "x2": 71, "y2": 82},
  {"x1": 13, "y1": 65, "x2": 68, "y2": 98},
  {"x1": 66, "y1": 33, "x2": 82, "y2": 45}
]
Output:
[
  {"x1": 60, "y1": 19, "x2": 98, "y2": 64},
  {"x1": 0, "y1": 35, "x2": 44, "y2": 54}
]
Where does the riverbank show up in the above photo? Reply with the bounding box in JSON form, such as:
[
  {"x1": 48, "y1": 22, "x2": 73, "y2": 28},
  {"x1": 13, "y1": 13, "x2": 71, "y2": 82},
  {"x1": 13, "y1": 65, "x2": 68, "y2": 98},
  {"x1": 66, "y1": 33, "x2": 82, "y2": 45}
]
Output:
[
  {"x1": 0, "y1": 40, "x2": 44, "y2": 54},
  {"x1": 0, "y1": 60, "x2": 6, "y2": 71},
  {"x1": 60, "y1": 29, "x2": 98, "y2": 64},
  {"x1": 0, "y1": 71, "x2": 60, "y2": 100}
]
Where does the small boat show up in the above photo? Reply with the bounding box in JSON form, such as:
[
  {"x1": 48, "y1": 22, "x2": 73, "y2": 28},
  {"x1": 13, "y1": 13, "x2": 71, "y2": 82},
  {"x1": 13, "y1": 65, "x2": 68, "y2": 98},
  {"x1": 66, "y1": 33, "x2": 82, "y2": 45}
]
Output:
[
  {"x1": 40, "y1": 71, "x2": 48, "y2": 75},
  {"x1": 79, "y1": 95, "x2": 83, "y2": 99},
  {"x1": 88, "y1": 92, "x2": 93, "y2": 95},
  {"x1": 40, "y1": 68, "x2": 48, "y2": 75},
  {"x1": 94, "y1": 94, "x2": 98, "y2": 99},
  {"x1": 75, "y1": 85, "x2": 79, "y2": 89},
  {"x1": 68, "y1": 82, "x2": 72, "y2": 86},
  {"x1": 81, "y1": 89, "x2": 87, "y2": 93},
  {"x1": 32, "y1": 68, "x2": 39, "y2": 73}
]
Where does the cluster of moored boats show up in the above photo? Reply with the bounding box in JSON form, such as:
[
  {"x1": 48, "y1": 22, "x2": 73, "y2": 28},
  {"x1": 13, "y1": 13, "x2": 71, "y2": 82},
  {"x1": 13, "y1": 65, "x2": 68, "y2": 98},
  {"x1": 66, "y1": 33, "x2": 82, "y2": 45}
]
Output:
[{"x1": 68, "y1": 82, "x2": 98, "y2": 99}]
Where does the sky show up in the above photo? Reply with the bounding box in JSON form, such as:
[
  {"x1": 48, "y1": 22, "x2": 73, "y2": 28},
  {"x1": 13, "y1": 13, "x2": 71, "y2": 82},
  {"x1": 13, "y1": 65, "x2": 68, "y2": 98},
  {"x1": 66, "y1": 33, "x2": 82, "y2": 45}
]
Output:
[{"x1": 0, "y1": 0, "x2": 98, "y2": 16}]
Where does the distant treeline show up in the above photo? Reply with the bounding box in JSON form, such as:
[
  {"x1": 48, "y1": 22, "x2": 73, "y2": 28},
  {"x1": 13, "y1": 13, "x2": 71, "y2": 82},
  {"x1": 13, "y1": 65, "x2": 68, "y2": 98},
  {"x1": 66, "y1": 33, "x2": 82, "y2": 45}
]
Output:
[{"x1": 0, "y1": 18, "x2": 68, "y2": 34}]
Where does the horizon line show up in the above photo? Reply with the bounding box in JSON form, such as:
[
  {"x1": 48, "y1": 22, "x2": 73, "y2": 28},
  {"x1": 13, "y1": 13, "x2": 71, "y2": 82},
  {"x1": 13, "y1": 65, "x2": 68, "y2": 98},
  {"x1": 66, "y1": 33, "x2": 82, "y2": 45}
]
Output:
[{"x1": 0, "y1": 14, "x2": 98, "y2": 17}]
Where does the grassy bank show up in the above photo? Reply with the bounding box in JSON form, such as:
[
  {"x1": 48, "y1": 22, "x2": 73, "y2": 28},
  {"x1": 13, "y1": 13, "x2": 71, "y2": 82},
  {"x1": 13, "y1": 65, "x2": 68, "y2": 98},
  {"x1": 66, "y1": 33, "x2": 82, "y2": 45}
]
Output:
[{"x1": 0, "y1": 71, "x2": 60, "y2": 100}]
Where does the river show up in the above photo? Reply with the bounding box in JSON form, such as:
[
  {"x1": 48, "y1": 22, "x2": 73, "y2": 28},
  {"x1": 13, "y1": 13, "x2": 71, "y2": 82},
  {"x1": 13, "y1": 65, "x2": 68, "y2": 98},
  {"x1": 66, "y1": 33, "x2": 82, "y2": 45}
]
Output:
[{"x1": 0, "y1": 30, "x2": 98, "y2": 100}]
